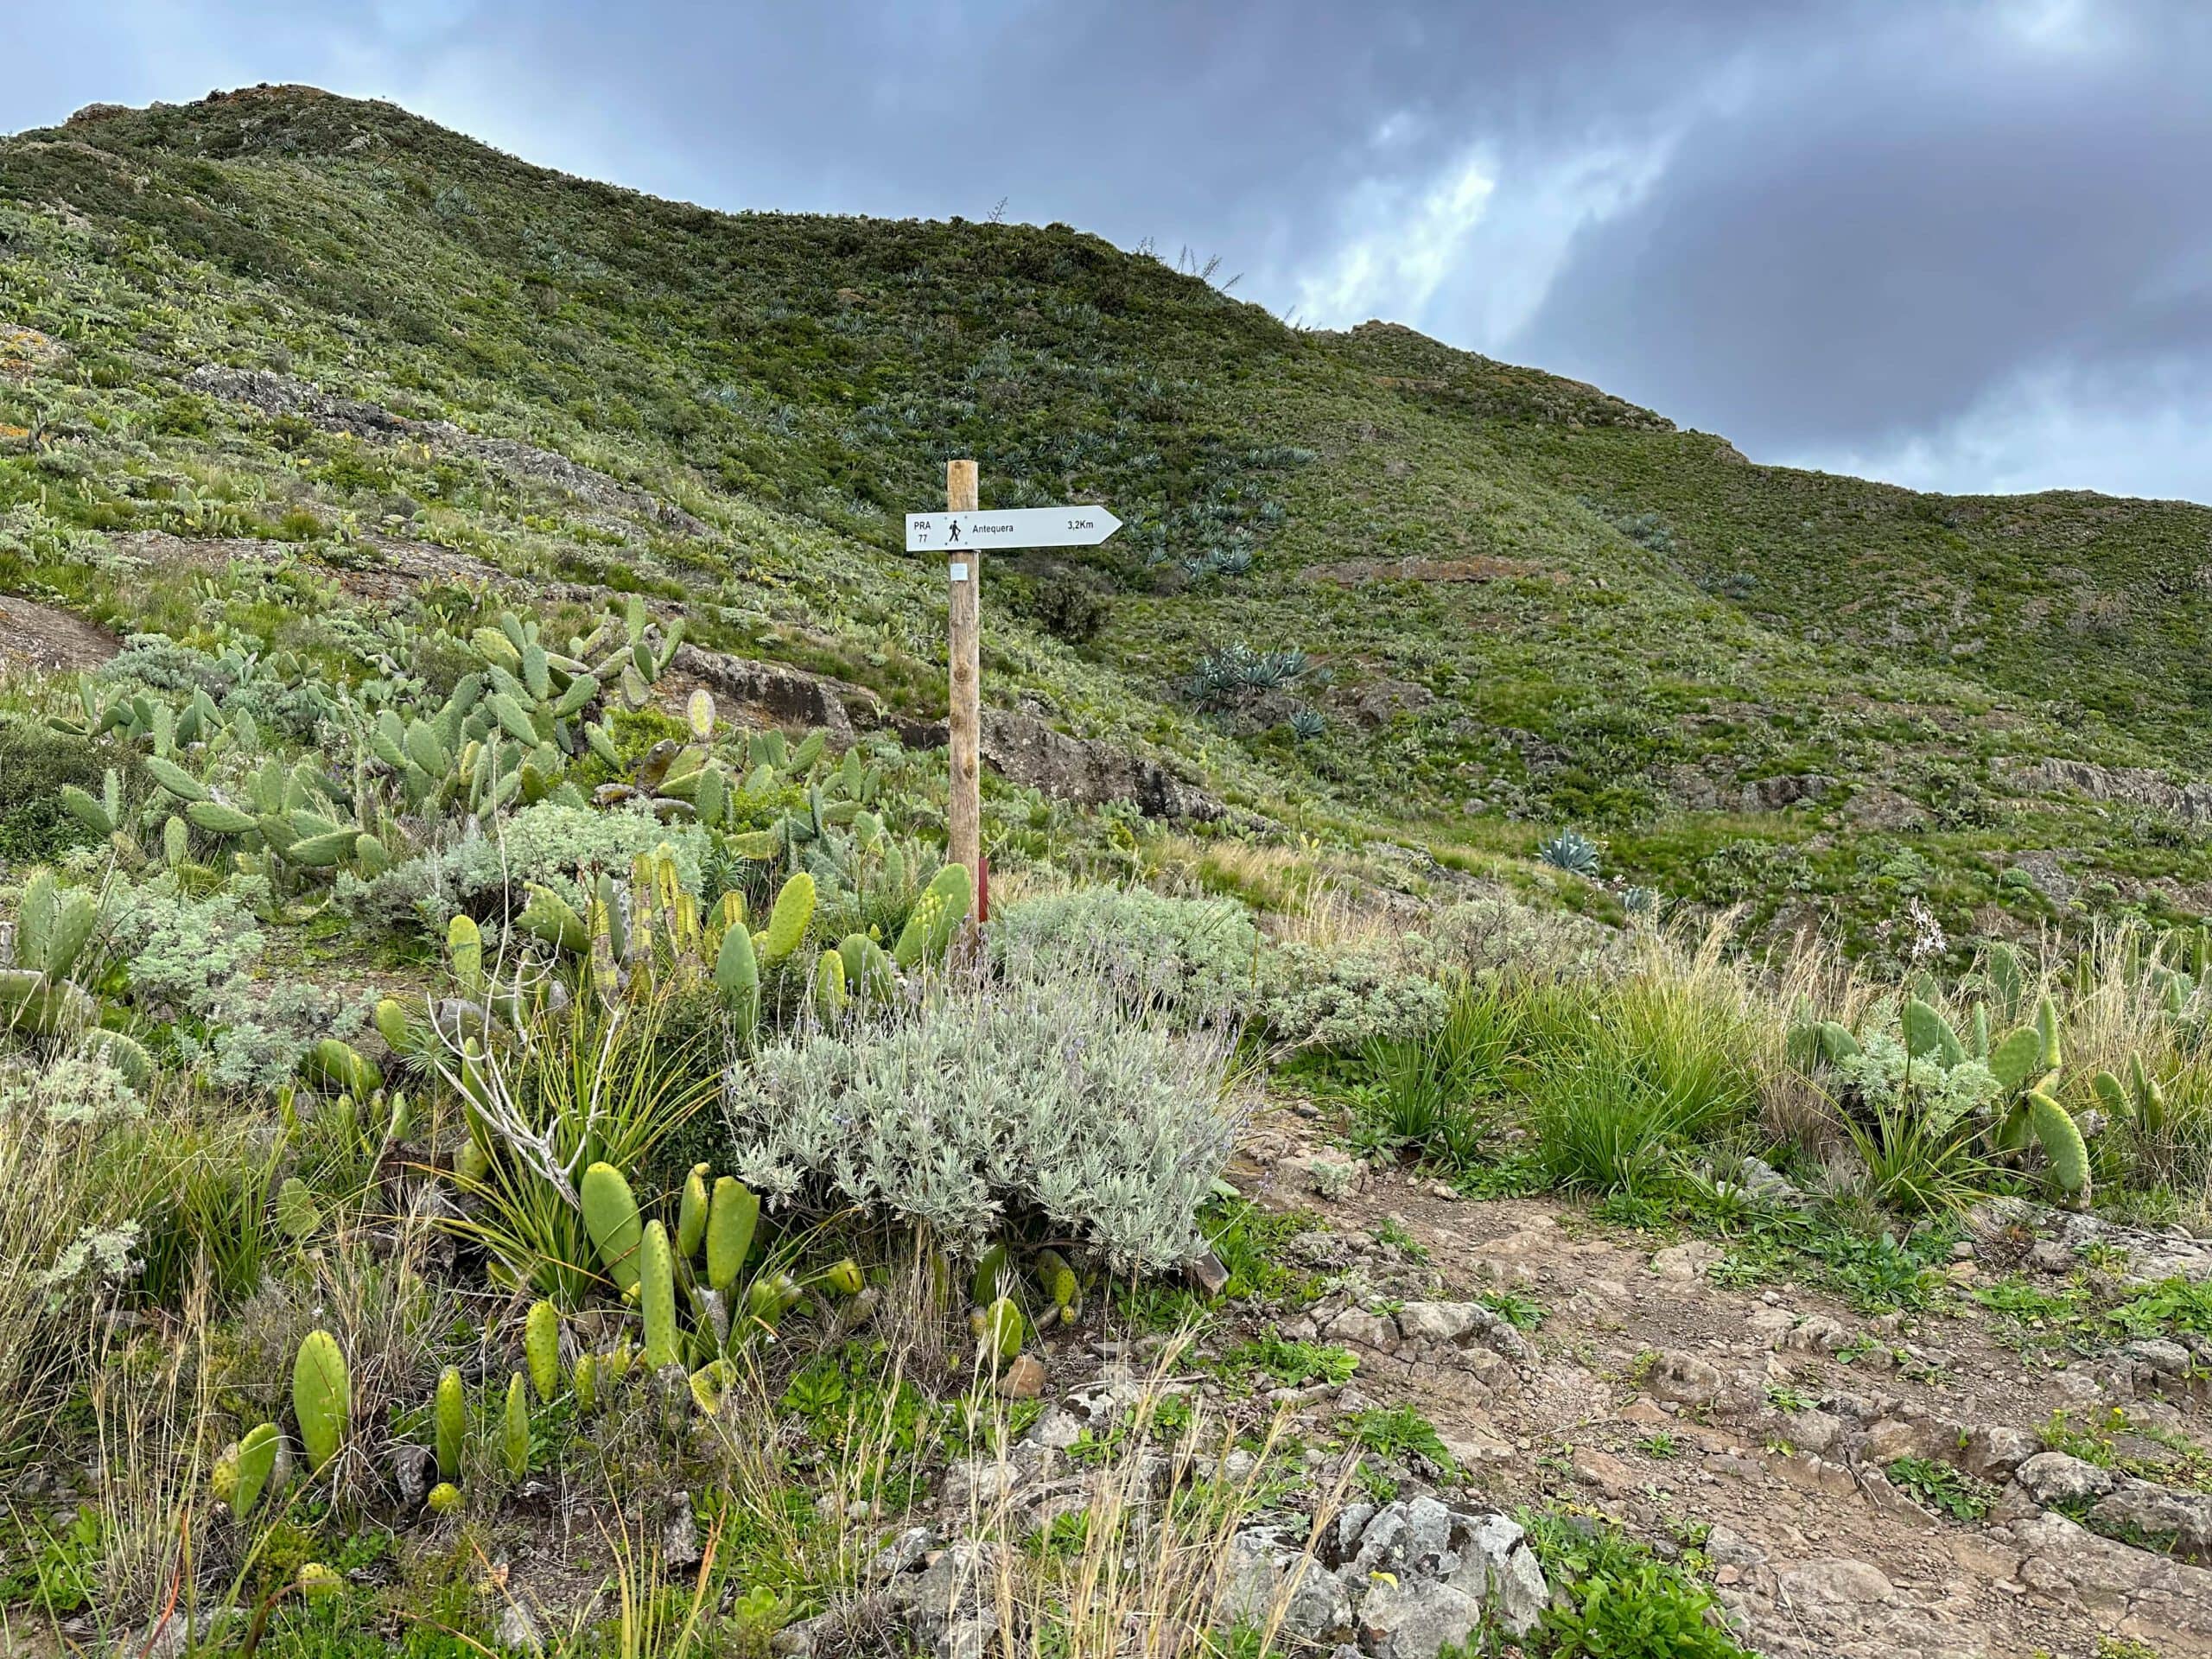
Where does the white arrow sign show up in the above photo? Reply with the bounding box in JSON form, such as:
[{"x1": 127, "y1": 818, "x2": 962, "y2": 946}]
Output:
[{"x1": 906, "y1": 505, "x2": 1122, "y2": 553}]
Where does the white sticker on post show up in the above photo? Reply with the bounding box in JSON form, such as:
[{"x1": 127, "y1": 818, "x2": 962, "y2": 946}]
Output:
[{"x1": 950, "y1": 561, "x2": 970, "y2": 582}]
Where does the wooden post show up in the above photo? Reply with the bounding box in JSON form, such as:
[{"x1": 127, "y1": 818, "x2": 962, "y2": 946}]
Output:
[{"x1": 945, "y1": 460, "x2": 982, "y2": 908}]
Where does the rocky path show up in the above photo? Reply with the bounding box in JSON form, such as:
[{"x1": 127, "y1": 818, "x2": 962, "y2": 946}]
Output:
[{"x1": 1236, "y1": 1121, "x2": 2212, "y2": 1659}]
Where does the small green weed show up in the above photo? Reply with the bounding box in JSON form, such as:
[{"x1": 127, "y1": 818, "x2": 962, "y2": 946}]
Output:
[
  {"x1": 2108, "y1": 1277, "x2": 2212, "y2": 1341},
  {"x1": 1521, "y1": 1509, "x2": 1751, "y2": 1659},
  {"x1": 1220, "y1": 1334, "x2": 1359, "y2": 1390},
  {"x1": 1886, "y1": 1456, "x2": 1997, "y2": 1522},
  {"x1": 1477, "y1": 1289, "x2": 1548, "y2": 1332},
  {"x1": 1345, "y1": 1405, "x2": 1456, "y2": 1471}
]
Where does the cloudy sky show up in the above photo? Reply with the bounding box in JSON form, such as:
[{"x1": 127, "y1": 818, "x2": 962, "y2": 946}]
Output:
[{"x1": 11, "y1": 1, "x2": 2211, "y2": 502}]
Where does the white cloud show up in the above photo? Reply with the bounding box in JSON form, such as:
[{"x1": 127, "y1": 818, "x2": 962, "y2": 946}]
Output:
[
  {"x1": 1291, "y1": 146, "x2": 1497, "y2": 327},
  {"x1": 1788, "y1": 362, "x2": 2212, "y2": 501}
]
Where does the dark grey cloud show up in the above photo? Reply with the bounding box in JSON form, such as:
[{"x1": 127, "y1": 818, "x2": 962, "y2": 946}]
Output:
[{"x1": 7, "y1": 1, "x2": 2210, "y2": 500}]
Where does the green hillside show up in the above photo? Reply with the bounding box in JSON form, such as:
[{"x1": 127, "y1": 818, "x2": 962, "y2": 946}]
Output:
[
  {"x1": 6, "y1": 84, "x2": 2211, "y2": 956},
  {"x1": 11, "y1": 88, "x2": 2212, "y2": 1659}
]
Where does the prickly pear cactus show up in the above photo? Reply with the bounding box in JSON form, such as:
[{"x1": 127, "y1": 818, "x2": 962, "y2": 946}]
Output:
[
  {"x1": 639, "y1": 1220, "x2": 679, "y2": 1370},
  {"x1": 706, "y1": 1177, "x2": 759, "y2": 1294},
  {"x1": 581, "y1": 1161, "x2": 644, "y2": 1294},
  {"x1": 292, "y1": 1329, "x2": 350, "y2": 1473},
  {"x1": 435, "y1": 1366, "x2": 466, "y2": 1482},
  {"x1": 525, "y1": 1300, "x2": 562, "y2": 1402},
  {"x1": 502, "y1": 1372, "x2": 531, "y2": 1477}
]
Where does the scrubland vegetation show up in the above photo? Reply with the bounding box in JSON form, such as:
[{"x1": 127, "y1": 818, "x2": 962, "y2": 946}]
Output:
[{"x1": 3, "y1": 85, "x2": 2212, "y2": 1659}]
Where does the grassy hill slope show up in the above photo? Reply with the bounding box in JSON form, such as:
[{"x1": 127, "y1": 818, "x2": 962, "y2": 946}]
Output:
[{"x1": 6, "y1": 84, "x2": 2211, "y2": 957}]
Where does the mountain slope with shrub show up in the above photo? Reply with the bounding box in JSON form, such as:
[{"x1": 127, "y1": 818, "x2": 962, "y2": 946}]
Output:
[
  {"x1": 6, "y1": 86, "x2": 2212, "y2": 1659},
  {"x1": 4, "y1": 86, "x2": 2212, "y2": 956}
]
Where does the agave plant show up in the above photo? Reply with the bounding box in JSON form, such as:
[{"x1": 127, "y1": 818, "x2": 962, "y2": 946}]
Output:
[{"x1": 1537, "y1": 830, "x2": 1602, "y2": 879}]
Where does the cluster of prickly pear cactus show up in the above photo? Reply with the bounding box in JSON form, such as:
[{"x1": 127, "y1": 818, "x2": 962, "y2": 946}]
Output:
[
  {"x1": 960, "y1": 1240, "x2": 1089, "y2": 1368},
  {"x1": 1792, "y1": 966, "x2": 2094, "y2": 1206},
  {"x1": 1, "y1": 869, "x2": 103, "y2": 1034},
  {"x1": 893, "y1": 861, "x2": 974, "y2": 970}
]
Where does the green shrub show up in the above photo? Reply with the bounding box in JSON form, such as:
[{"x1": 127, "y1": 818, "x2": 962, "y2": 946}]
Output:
[
  {"x1": 115, "y1": 877, "x2": 265, "y2": 1018},
  {"x1": 1528, "y1": 975, "x2": 1758, "y2": 1195},
  {"x1": 1414, "y1": 893, "x2": 1618, "y2": 985},
  {"x1": 0, "y1": 718, "x2": 111, "y2": 866},
  {"x1": 1522, "y1": 1510, "x2": 1751, "y2": 1658}
]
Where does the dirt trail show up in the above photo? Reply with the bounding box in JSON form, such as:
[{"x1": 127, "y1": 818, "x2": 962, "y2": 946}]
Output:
[{"x1": 1236, "y1": 1116, "x2": 2212, "y2": 1659}]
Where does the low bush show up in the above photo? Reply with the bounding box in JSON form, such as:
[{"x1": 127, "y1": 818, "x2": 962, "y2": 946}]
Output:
[
  {"x1": 1527, "y1": 968, "x2": 1761, "y2": 1196},
  {"x1": 339, "y1": 800, "x2": 715, "y2": 932},
  {"x1": 990, "y1": 885, "x2": 1261, "y2": 1020},
  {"x1": 0, "y1": 717, "x2": 112, "y2": 866},
  {"x1": 722, "y1": 966, "x2": 1247, "y2": 1271},
  {"x1": 1255, "y1": 941, "x2": 1450, "y2": 1052}
]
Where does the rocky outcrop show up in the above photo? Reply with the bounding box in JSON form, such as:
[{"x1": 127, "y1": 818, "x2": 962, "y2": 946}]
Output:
[
  {"x1": 673, "y1": 645, "x2": 1227, "y2": 821},
  {"x1": 1967, "y1": 1195, "x2": 2212, "y2": 1286},
  {"x1": 182, "y1": 366, "x2": 711, "y2": 537},
  {"x1": 1998, "y1": 755, "x2": 2212, "y2": 823}
]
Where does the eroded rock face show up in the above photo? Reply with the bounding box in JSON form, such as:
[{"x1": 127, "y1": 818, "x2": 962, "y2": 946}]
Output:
[
  {"x1": 1997, "y1": 755, "x2": 2212, "y2": 823},
  {"x1": 674, "y1": 643, "x2": 1229, "y2": 821}
]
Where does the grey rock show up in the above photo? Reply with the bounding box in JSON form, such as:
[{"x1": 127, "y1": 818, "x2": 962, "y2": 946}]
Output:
[
  {"x1": 1325, "y1": 1308, "x2": 1394, "y2": 1349},
  {"x1": 663, "y1": 1495, "x2": 703, "y2": 1572},
  {"x1": 119, "y1": 1608, "x2": 239, "y2": 1659},
  {"x1": 1402, "y1": 1496, "x2": 1454, "y2": 1569},
  {"x1": 1646, "y1": 1351, "x2": 1724, "y2": 1406},
  {"x1": 1356, "y1": 1578, "x2": 1481, "y2": 1659},
  {"x1": 389, "y1": 1442, "x2": 434, "y2": 1511},
  {"x1": 496, "y1": 1601, "x2": 542, "y2": 1654},
  {"x1": 1329, "y1": 1502, "x2": 1376, "y2": 1564},
  {"x1": 1186, "y1": 1250, "x2": 1230, "y2": 1297},
  {"x1": 2028, "y1": 1240, "x2": 2076, "y2": 1274},
  {"x1": 936, "y1": 1616, "x2": 992, "y2": 1659},
  {"x1": 2126, "y1": 1338, "x2": 2193, "y2": 1377},
  {"x1": 1775, "y1": 1557, "x2": 1894, "y2": 1606},
  {"x1": 868, "y1": 1525, "x2": 938, "y2": 1581},
  {"x1": 1738, "y1": 1155, "x2": 1801, "y2": 1200},
  {"x1": 1860, "y1": 1417, "x2": 1929, "y2": 1463},
  {"x1": 1958, "y1": 1424, "x2": 2037, "y2": 1482},
  {"x1": 2091, "y1": 1480, "x2": 2212, "y2": 1557},
  {"x1": 1219, "y1": 1527, "x2": 1354, "y2": 1644},
  {"x1": 1704, "y1": 1525, "x2": 1768, "y2": 1568},
  {"x1": 1447, "y1": 1512, "x2": 1548, "y2": 1637},
  {"x1": 904, "y1": 1543, "x2": 999, "y2": 1640},
  {"x1": 1649, "y1": 1240, "x2": 1723, "y2": 1281},
  {"x1": 769, "y1": 1614, "x2": 824, "y2": 1656},
  {"x1": 1780, "y1": 1316, "x2": 1849, "y2": 1354},
  {"x1": 2015, "y1": 1451, "x2": 2116, "y2": 1507}
]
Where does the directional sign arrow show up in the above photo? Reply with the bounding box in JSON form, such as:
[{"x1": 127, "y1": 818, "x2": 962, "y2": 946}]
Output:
[{"x1": 906, "y1": 505, "x2": 1122, "y2": 553}]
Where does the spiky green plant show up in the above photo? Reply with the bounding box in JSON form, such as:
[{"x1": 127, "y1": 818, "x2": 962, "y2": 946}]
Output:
[
  {"x1": 502, "y1": 1371, "x2": 531, "y2": 1478},
  {"x1": 525, "y1": 1300, "x2": 562, "y2": 1402},
  {"x1": 292, "y1": 1329, "x2": 349, "y2": 1473},
  {"x1": 435, "y1": 1366, "x2": 466, "y2": 1482},
  {"x1": 581, "y1": 1161, "x2": 645, "y2": 1294},
  {"x1": 639, "y1": 1219, "x2": 678, "y2": 1370},
  {"x1": 705, "y1": 1177, "x2": 758, "y2": 1294},
  {"x1": 893, "y1": 861, "x2": 972, "y2": 969}
]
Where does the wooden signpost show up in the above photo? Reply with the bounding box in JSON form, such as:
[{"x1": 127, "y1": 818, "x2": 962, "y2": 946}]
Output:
[{"x1": 908, "y1": 466, "x2": 1122, "y2": 912}]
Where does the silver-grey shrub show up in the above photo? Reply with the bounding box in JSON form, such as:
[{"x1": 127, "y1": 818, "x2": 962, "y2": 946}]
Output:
[
  {"x1": 721, "y1": 965, "x2": 1247, "y2": 1272},
  {"x1": 339, "y1": 801, "x2": 713, "y2": 931},
  {"x1": 1253, "y1": 941, "x2": 1451, "y2": 1051},
  {"x1": 988, "y1": 886, "x2": 1261, "y2": 1021}
]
